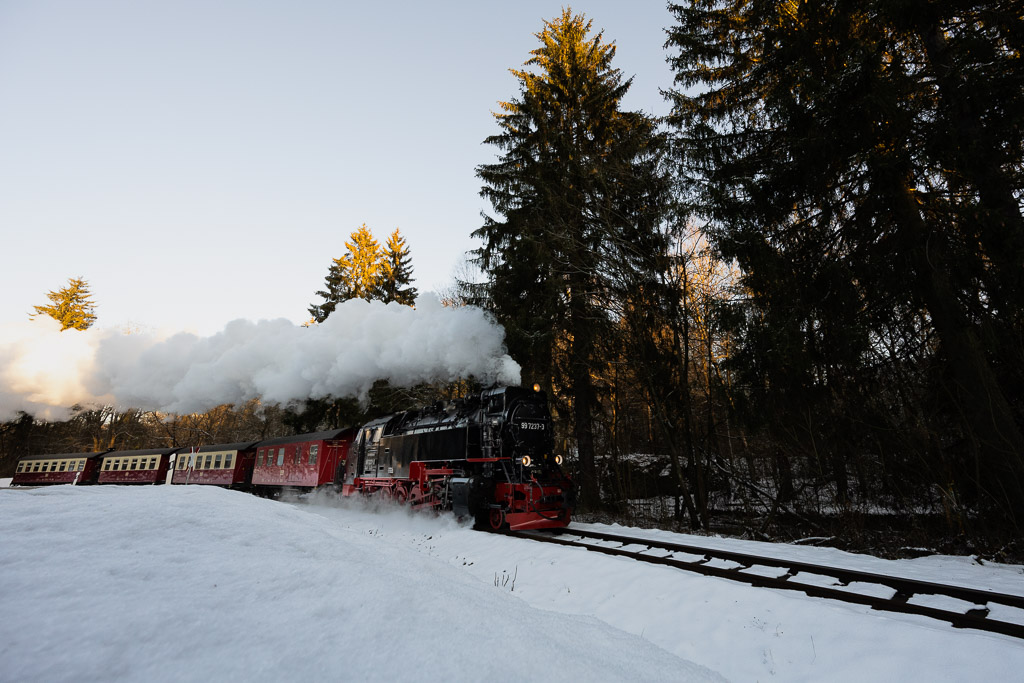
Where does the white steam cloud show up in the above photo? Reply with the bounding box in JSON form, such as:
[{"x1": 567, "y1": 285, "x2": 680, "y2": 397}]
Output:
[{"x1": 0, "y1": 295, "x2": 520, "y2": 420}]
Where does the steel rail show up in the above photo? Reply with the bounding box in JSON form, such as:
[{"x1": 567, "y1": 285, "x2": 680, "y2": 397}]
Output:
[{"x1": 510, "y1": 527, "x2": 1024, "y2": 640}]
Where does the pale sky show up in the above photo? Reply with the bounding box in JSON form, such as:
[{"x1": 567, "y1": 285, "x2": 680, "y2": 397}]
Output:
[{"x1": 1, "y1": 1, "x2": 676, "y2": 335}]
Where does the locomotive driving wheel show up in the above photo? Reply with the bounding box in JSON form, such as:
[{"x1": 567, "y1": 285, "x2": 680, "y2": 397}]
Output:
[{"x1": 488, "y1": 508, "x2": 506, "y2": 530}]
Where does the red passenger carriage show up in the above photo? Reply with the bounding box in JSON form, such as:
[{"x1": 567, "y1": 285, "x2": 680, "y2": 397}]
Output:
[
  {"x1": 251, "y1": 429, "x2": 355, "y2": 492},
  {"x1": 98, "y1": 448, "x2": 179, "y2": 485},
  {"x1": 171, "y1": 442, "x2": 257, "y2": 488},
  {"x1": 12, "y1": 451, "x2": 107, "y2": 486}
]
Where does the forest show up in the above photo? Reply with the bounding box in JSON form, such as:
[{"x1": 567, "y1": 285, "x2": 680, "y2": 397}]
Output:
[{"x1": 3, "y1": 3, "x2": 1022, "y2": 559}]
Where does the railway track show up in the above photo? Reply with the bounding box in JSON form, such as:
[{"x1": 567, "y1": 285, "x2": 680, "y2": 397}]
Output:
[{"x1": 511, "y1": 526, "x2": 1024, "y2": 640}]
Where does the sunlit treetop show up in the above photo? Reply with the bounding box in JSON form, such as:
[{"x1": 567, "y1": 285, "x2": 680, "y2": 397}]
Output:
[{"x1": 31, "y1": 276, "x2": 97, "y2": 331}]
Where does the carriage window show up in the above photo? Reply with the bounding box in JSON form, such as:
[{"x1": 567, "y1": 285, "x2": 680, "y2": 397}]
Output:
[
  {"x1": 16, "y1": 462, "x2": 25, "y2": 473},
  {"x1": 79, "y1": 460, "x2": 86, "y2": 471},
  {"x1": 41, "y1": 462, "x2": 49, "y2": 472},
  {"x1": 294, "y1": 447, "x2": 301, "y2": 465},
  {"x1": 277, "y1": 448, "x2": 285, "y2": 466},
  {"x1": 149, "y1": 458, "x2": 157, "y2": 470},
  {"x1": 224, "y1": 454, "x2": 233, "y2": 469},
  {"x1": 202, "y1": 455, "x2": 211, "y2": 469},
  {"x1": 214, "y1": 454, "x2": 223, "y2": 468},
  {"x1": 58, "y1": 461, "x2": 66, "y2": 472},
  {"x1": 309, "y1": 445, "x2": 318, "y2": 465}
]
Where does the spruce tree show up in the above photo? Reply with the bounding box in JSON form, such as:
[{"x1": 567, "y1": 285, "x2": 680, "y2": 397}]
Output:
[
  {"x1": 31, "y1": 277, "x2": 97, "y2": 331},
  {"x1": 380, "y1": 229, "x2": 418, "y2": 307},
  {"x1": 665, "y1": 1, "x2": 1024, "y2": 523},
  {"x1": 475, "y1": 10, "x2": 671, "y2": 507},
  {"x1": 309, "y1": 224, "x2": 384, "y2": 322}
]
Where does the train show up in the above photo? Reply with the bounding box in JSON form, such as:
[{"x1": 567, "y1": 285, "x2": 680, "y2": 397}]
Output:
[{"x1": 10, "y1": 385, "x2": 575, "y2": 531}]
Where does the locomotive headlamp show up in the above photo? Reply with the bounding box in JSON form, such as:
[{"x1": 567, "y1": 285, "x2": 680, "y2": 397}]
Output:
[
  {"x1": 532, "y1": 383, "x2": 541, "y2": 392},
  {"x1": 554, "y1": 454, "x2": 563, "y2": 465},
  {"x1": 520, "y1": 455, "x2": 532, "y2": 467}
]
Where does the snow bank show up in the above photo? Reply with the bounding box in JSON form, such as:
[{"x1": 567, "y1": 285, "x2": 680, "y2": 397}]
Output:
[
  {"x1": 0, "y1": 295, "x2": 520, "y2": 419},
  {"x1": 301, "y1": 496, "x2": 1024, "y2": 682},
  {"x1": 0, "y1": 486, "x2": 718, "y2": 683},
  {"x1": 6, "y1": 484, "x2": 1023, "y2": 682}
]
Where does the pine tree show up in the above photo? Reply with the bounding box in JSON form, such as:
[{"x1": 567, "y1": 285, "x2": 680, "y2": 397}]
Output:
[
  {"x1": 380, "y1": 229, "x2": 418, "y2": 307},
  {"x1": 31, "y1": 277, "x2": 97, "y2": 331},
  {"x1": 309, "y1": 224, "x2": 384, "y2": 322},
  {"x1": 665, "y1": 1, "x2": 1024, "y2": 522},
  {"x1": 475, "y1": 10, "x2": 671, "y2": 507}
]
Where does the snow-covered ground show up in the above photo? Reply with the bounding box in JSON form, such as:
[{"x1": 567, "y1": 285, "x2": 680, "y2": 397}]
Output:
[{"x1": 2, "y1": 483, "x2": 1023, "y2": 682}]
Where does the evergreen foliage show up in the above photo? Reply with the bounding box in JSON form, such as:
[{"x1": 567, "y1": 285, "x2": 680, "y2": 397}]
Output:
[
  {"x1": 380, "y1": 229, "x2": 418, "y2": 306},
  {"x1": 475, "y1": 10, "x2": 673, "y2": 507},
  {"x1": 309, "y1": 224, "x2": 417, "y2": 323},
  {"x1": 665, "y1": 1, "x2": 1024, "y2": 522},
  {"x1": 31, "y1": 277, "x2": 97, "y2": 331}
]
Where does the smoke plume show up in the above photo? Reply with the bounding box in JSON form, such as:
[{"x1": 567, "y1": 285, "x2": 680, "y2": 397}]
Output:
[{"x1": 0, "y1": 295, "x2": 520, "y2": 419}]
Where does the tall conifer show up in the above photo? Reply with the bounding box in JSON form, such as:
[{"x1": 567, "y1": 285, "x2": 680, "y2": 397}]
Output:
[
  {"x1": 309, "y1": 224, "x2": 384, "y2": 322},
  {"x1": 665, "y1": 1, "x2": 1024, "y2": 522},
  {"x1": 380, "y1": 229, "x2": 418, "y2": 307},
  {"x1": 475, "y1": 10, "x2": 671, "y2": 507}
]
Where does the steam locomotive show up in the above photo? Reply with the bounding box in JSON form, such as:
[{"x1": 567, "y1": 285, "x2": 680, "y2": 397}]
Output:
[
  {"x1": 340, "y1": 385, "x2": 575, "y2": 530},
  {"x1": 12, "y1": 386, "x2": 575, "y2": 531}
]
